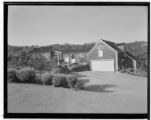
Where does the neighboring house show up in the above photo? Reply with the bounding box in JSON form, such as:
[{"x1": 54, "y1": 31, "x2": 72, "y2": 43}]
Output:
[
  {"x1": 63, "y1": 52, "x2": 88, "y2": 63},
  {"x1": 87, "y1": 39, "x2": 137, "y2": 72},
  {"x1": 28, "y1": 47, "x2": 63, "y2": 66}
]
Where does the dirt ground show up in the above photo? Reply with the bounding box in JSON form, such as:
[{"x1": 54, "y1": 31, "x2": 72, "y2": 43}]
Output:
[{"x1": 8, "y1": 71, "x2": 147, "y2": 113}]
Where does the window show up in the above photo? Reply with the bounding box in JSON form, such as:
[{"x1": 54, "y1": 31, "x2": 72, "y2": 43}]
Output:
[{"x1": 98, "y1": 50, "x2": 103, "y2": 57}]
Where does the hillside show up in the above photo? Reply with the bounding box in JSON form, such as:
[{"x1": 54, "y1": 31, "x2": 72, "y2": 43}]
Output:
[
  {"x1": 125, "y1": 41, "x2": 148, "y2": 60},
  {"x1": 8, "y1": 41, "x2": 148, "y2": 59}
]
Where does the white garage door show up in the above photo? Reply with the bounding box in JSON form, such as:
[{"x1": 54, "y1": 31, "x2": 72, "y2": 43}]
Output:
[{"x1": 91, "y1": 60, "x2": 114, "y2": 72}]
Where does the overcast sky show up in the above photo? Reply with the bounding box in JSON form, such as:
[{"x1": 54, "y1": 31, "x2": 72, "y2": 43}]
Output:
[{"x1": 8, "y1": 6, "x2": 147, "y2": 46}]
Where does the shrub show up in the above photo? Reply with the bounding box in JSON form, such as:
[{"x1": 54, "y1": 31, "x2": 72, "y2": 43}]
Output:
[
  {"x1": 41, "y1": 72, "x2": 53, "y2": 85},
  {"x1": 16, "y1": 67, "x2": 36, "y2": 83},
  {"x1": 66, "y1": 74, "x2": 78, "y2": 89},
  {"x1": 7, "y1": 68, "x2": 19, "y2": 83},
  {"x1": 52, "y1": 74, "x2": 78, "y2": 89},
  {"x1": 34, "y1": 72, "x2": 42, "y2": 84},
  {"x1": 52, "y1": 74, "x2": 67, "y2": 87}
]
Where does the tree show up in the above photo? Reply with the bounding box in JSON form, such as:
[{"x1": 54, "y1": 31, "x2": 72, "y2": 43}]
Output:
[{"x1": 27, "y1": 53, "x2": 49, "y2": 78}]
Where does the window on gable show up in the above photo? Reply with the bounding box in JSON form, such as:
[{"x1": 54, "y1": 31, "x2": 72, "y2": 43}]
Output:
[
  {"x1": 98, "y1": 50, "x2": 103, "y2": 57},
  {"x1": 98, "y1": 45, "x2": 103, "y2": 57}
]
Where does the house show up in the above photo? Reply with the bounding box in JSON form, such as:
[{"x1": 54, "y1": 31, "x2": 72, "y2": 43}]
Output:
[
  {"x1": 87, "y1": 39, "x2": 137, "y2": 72},
  {"x1": 28, "y1": 47, "x2": 63, "y2": 66},
  {"x1": 63, "y1": 52, "x2": 88, "y2": 63}
]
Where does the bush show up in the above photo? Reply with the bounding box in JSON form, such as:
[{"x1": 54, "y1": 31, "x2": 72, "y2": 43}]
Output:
[
  {"x1": 34, "y1": 72, "x2": 42, "y2": 84},
  {"x1": 66, "y1": 74, "x2": 78, "y2": 89},
  {"x1": 52, "y1": 74, "x2": 67, "y2": 87},
  {"x1": 7, "y1": 68, "x2": 19, "y2": 83},
  {"x1": 41, "y1": 72, "x2": 53, "y2": 85},
  {"x1": 16, "y1": 67, "x2": 36, "y2": 83},
  {"x1": 52, "y1": 74, "x2": 78, "y2": 89}
]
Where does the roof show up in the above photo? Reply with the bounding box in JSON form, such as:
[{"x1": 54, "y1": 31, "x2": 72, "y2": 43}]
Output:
[
  {"x1": 124, "y1": 51, "x2": 136, "y2": 60},
  {"x1": 102, "y1": 39, "x2": 136, "y2": 60},
  {"x1": 116, "y1": 43, "x2": 126, "y2": 46},
  {"x1": 102, "y1": 40, "x2": 123, "y2": 53}
]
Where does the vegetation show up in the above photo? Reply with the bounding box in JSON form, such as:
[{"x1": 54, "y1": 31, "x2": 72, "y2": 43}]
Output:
[
  {"x1": 125, "y1": 41, "x2": 148, "y2": 71},
  {"x1": 16, "y1": 67, "x2": 36, "y2": 83},
  {"x1": 66, "y1": 74, "x2": 78, "y2": 89},
  {"x1": 52, "y1": 74, "x2": 79, "y2": 89},
  {"x1": 7, "y1": 68, "x2": 19, "y2": 83},
  {"x1": 8, "y1": 41, "x2": 148, "y2": 71},
  {"x1": 41, "y1": 72, "x2": 53, "y2": 85},
  {"x1": 52, "y1": 74, "x2": 67, "y2": 87}
]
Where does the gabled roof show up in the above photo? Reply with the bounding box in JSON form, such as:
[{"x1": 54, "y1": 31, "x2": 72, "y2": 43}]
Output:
[
  {"x1": 102, "y1": 39, "x2": 136, "y2": 60},
  {"x1": 124, "y1": 51, "x2": 137, "y2": 60},
  {"x1": 102, "y1": 40, "x2": 123, "y2": 53}
]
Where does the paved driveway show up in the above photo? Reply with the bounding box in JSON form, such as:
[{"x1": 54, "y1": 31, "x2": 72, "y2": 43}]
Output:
[{"x1": 76, "y1": 71, "x2": 147, "y2": 96}]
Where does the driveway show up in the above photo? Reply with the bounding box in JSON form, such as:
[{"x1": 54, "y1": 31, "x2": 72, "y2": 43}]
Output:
[{"x1": 76, "y1": 71, "x2": 147, "y2": 96}]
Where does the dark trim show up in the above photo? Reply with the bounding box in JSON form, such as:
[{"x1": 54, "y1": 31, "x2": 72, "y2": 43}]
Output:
[
  {"x1": 4, "y1": 2, "x2": 150, "y2": 6},
  {"x1": 147, "y1": 3, "x2": 150, "y2": 120},
  {"x1": 4, "y1": 2, "x2": 150, "y2": 119},
  {"x1": 4, "y1": 3, "x2": 8, "y2": 116},
  {"x1": 4, "y1": 113, "x2": 148, "y2": 118}
]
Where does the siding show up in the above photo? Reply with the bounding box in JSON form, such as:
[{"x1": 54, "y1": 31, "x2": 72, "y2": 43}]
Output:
[
  {"x1": 88, "y1": 42, "x2": 116, "y2": 60},
  {"x1": 88, "y1": 41, "x2": 117, "y2": 71}
]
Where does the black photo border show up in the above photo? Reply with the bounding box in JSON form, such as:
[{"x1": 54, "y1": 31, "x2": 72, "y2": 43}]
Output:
[{"x1": 4, "y1": 2, "x2": 150, "y2": 119}]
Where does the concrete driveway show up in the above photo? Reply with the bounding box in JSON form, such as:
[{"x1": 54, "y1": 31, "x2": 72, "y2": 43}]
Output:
[{"x1": 76, "y1": 71, "x2": 147, "y2": 96}]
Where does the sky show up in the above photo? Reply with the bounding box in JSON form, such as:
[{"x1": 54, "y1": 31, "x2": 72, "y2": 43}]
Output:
[{"x1": 8, "y1": 6, "x2": 147, "y2": 46}]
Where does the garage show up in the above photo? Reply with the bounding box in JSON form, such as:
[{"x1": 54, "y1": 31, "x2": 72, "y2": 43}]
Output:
[{"x1": 90, "y1": 59, "x2": 114, "y2": 72}]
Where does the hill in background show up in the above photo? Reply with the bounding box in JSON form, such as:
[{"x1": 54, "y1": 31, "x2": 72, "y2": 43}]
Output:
[{"x1": 8, "y1": 41, "x2": 148, "y2": 60}]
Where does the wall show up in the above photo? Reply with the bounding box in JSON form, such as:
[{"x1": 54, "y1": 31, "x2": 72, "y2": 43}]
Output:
[{"x1": 87, "y1": 41, "x2": 117, "y2": 71}]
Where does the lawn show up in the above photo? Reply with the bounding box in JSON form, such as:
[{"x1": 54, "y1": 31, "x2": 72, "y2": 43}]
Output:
[{"x1": 8, "y1": 71, "x2": 147, "y2": 113}]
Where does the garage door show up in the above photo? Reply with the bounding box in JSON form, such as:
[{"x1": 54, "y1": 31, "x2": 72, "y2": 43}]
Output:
[{"x1": 90, "y1": 59, "x2": 114, "y2": 72}]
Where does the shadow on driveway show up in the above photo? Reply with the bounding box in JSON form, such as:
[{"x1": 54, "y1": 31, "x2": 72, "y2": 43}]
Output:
[
  {"x1": 72, "y1": 72, "x2": 117, "y2": 93},
  {"x1": 82, "y1": 84, "x2": 117, "y2": 93}
]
